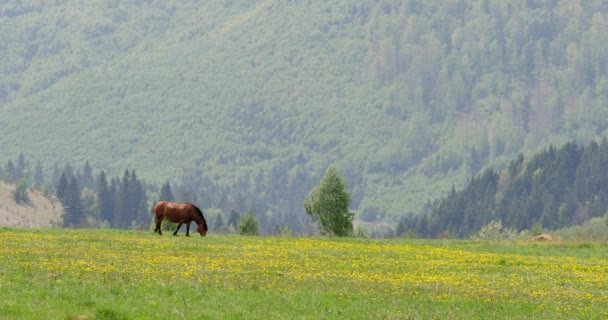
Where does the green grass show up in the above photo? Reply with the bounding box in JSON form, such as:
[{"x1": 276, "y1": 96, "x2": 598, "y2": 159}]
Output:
[{"x1": 0, "y1": 228, "x2": 606, "y2": 319}]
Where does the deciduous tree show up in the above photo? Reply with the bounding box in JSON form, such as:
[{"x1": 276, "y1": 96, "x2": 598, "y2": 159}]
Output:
[{"x1": 304, "y1": 166, "x2": 353, "y2": 237}]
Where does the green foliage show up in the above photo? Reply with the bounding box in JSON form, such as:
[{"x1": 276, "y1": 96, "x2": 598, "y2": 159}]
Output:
[
  {"x1": 555, "y1": 216, "x2": 608, "y2": 240},
  {"x1": 413, "y1": 140, "x2": 608, "y2": 238},
  {"x1": 62, "y1": 176, "x2": 83, "y2": 227},
  {"x1": 352, "y1": 226, "x2": 366, "y2": 239},
  {"x1": 238, "y1": 210, "x2": 259, "y2": 236},
  {"x1": 161, "y1": 220, "x2": 177, "y2": 233},
  {"x1": 96, "y1": 171, "x2": 114, "y2": 224},
  {"x1": 96, "y1": 308, "x2": 128, "y2": 320},
  {"x1": 470, "y1": 220, "x2": 516, "y2": 241},
  {"x1": 531, "y1": 222, "x2": 542, "y2": 237},
  {"x1": 213, "y1": 214, "x2": 225, "y2": 233},
  {"x1": 279, "y1": 225, "x2": 292, "y2": 237},
  {"x1": 2, "y1": 229, "x2": 608, "y2": 319},
  {"x1": 13, "y1": 178, "x2": 29, "y2": 204},
  {"x1": 304, "y1": 166, "x2": 353, "y2": 237},
  {"x1": 3, "y1": 1, "x2": 608, "y2": 229},
  {"x1": 159, "y1": 181, "x2": 174, "y2": 202},
  {"x1": 115, "y1": 170, "x2": 147, "y2": 229}
]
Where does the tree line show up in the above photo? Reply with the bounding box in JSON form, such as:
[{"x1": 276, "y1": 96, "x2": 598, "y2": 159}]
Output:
[
  {"x1": 400, "y1": 140, "x2": 608, "y2": 238},
  {"x1": 5, "y1": 1, "x2": 608, "y2": 224},
  {"x1": 0, "y1": 154, "x2": 341, "y2": 235},
  {"x1": 1, "y1": 156, "x2": 154, "y2": 229}
]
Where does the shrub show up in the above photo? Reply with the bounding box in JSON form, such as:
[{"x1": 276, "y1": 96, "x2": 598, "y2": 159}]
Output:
[
  {"x1": 238, "y1": 210, "x2": 259, "y2": 235},
  {"x1": 554, "y1": 216, "x2": 608, "y2": 240},
  {"x1": 470, "y1": 220, "x2": 516, "y2": 241},
  {"x1": 13, "y1": 178, "x2": 29, "y2": 204}
]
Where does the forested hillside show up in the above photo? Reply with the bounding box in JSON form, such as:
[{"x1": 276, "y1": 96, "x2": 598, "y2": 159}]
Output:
[
  {"x1": 1, "y1": 1, "x2": 608, "y2": 229},
  {"x1": 402, "y1": 140, "x2": 608, "y2": 238}
]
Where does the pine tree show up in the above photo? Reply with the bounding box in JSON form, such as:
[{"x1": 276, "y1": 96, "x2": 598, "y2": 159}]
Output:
[
  {"x1": 56, "y1": 172, "x2": 68, "y2": 202},
  {"x1": 62, "y1": 163, "x2": 74, "y2": 181},
  {"x1": 114, "y1": 169, "x2": 147, "y2": 229},
  {"x1": 97, "y1": 171, "x2": 115, "y2": 224},
  {"x1": 129, "y1": 170, "x2": 147, "y2": 226},
  {"x1": 116, "y1": 169, "x2": 131, "y2": 228},
  {"x1": 81, "y1": 161, "x2": 94, "y2": 190},
  {"x1": 14, "y1": 178, "x2": 29, "y2": 204},
  {"x1": 160, "y1": 181, "x2": 174, "y2": 201},
  {"x1": 16, "y1": 153, "x2": 26, "y2": 181},
  {"x1": 33, "y1": 160, "x2": 44, "y2": 190},
  {"x1": 63, "y1": 176, "x2": 83, "y2": 227},
  {"x1": 214, "y1": 214, "x2": 225, "y2": 233},
  {"x1": 6, "y1": 160, "x2": 16, "y2": 182}
]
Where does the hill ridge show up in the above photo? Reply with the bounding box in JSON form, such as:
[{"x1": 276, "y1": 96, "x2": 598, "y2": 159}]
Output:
[{"x1": 1, "y1": 1, "x2": 608, "y2": 223}]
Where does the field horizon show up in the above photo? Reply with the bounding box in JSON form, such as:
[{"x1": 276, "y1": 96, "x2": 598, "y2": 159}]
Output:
[{"x1": 0, "y1": 228, "x2": 606, "y2": 319}]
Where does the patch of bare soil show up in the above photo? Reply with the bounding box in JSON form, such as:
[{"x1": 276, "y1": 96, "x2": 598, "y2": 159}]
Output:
[
  {"x1": 0, "y1": 182, "x2": 63, "y2": 228},
  {"x1": 532, "y1": 234, "x2": 563, "y2": 242}
]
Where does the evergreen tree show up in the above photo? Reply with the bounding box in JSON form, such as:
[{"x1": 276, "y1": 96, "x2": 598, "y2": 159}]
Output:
[
  {"x1": 115, "y1": 169, "x2": 131, "y2": 228},
  {"x1": 33, "y1": 160, "x2": 44, "y2": 190},
  {"x1": 51, "y1": 163, "x2": 61, "y2": 190},
  {"x1": 16, "y1": 153, "x2": 26, "y2": 181},
  {"x1": 81, "y1": 161, "x2": 94, "y2": 190},
  {"x1": 14, "y1": 178, "x2": 29, "y2": 204},
  {"x1": 115, "y1": 169, "x2": 147, "y2": 228},
  {"x1": 396, "y1": 218, "x2": 407, "y2": 237},
  {"x1": 56, "y1": 172, "x2": 68, "y2": 202},
  {"x1": 97, "y1": 171, "x2": 115, "y2": 224},
  {"x1": 214, "y1": 214, "x2": 225, "y2": 233},
  {"x1": 6, "y1": 160, "x2": 16, "y2": 182},
  {"x1": 63, "y1": 176, "x2": 84, "y2": 227},
  {"x1": 160, "y1": 181, "x2": 174, "y2": 201},
  {"x1": 62, "y1": 163, "x2": 74, "y2": 181},
  {"x1": 129, "y1": 170, "x2": 147, "y2": 226}
]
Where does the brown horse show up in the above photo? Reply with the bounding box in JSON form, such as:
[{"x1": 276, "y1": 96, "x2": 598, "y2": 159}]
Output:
[{"x1": 153, "y1": 201, "x2": 208, "y2": 237}]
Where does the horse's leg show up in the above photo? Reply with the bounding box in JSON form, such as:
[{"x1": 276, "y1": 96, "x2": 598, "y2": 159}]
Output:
[
  {"x1": 173, "y1": 223, "x2": 182, "y2": 236},
  {"x1": 154, "y1": 218, "x2": 162, "y2": 235},
  {"x1": 185, "y1": 223, "x2": 190, "y2": 237}
]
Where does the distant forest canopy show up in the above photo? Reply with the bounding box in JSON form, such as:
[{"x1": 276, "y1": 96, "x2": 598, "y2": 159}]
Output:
[
  {"x1": 0, "y1": 153, "x2": 315, "y2": 234},
  {"x1": 1, "y1": 1, "x2": 608, "y2": 225},
  {"x1": 400, "y1": 139, "x2": 608, "y2": 238}
]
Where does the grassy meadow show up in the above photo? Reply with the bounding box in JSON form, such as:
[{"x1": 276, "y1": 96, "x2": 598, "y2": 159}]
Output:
[{"x1": 0, "y1": 228, "x2": 606, "y2": 319}]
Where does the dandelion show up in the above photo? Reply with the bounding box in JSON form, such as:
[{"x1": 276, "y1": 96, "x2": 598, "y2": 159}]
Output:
[{"x1": 0, "y1": 230, "x2": 606, "y2": 318}]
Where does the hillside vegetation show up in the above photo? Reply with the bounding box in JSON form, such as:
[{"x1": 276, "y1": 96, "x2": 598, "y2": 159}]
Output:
[
  {"x1": 2, "y1": 0, "x2": 608, "y2": 225},
  {"x1": 0, "y1": 182, "x2": 62, "y2": 227},
  {"x1": 403, "y1": 140, "x2": 608, "y2": 238}
]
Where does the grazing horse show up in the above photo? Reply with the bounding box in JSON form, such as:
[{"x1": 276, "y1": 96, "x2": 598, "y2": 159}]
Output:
[{"x1": 153, "y1": 201, "x2": 208, "y2": 237}]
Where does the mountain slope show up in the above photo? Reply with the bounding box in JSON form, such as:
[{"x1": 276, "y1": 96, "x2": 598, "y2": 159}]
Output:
[
  {"x1": 405, "y1": 140, "x2": 608, "y2": 238},
  {"x1": 1, "y1": 1, "x2": 608, "y2": 223},
  {"x1": 0, "y1": 182, "x2": 63, "y2": 228}
]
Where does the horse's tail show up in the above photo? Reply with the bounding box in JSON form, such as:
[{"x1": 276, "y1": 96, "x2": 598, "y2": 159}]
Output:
[{"x1": 152, "y1": 201, "x2": 165, "y2": 219}]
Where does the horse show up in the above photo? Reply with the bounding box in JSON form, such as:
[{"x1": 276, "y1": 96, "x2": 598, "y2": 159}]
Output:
[{"x1": 153, "y1": 201, "x2": 208, "y2": 237}]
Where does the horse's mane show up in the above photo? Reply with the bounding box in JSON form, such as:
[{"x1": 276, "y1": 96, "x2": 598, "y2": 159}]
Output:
[{"x1": 189, "y1": 203, "x2": 208, "y2": 230}]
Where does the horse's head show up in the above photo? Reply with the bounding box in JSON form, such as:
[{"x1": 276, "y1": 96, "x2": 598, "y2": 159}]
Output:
[{"x1": 197, "y1": 223, "x2": 207, "y2": 237}]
